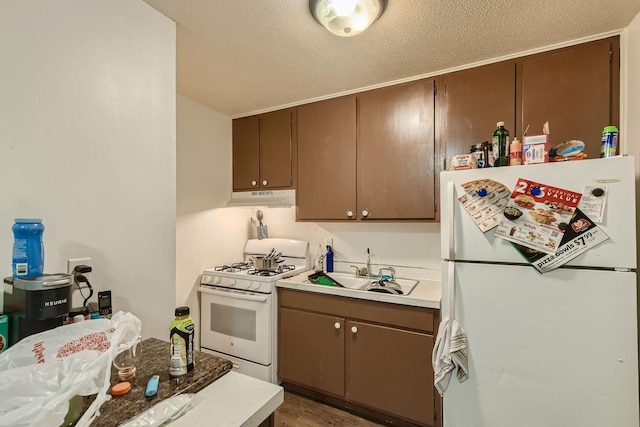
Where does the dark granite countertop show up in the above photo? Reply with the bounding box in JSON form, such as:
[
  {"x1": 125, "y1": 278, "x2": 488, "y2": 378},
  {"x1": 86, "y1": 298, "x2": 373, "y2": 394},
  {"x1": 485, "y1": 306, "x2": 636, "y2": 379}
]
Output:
[{"x1": 85, "y1": 337, "x2": 232, "y2": 426}]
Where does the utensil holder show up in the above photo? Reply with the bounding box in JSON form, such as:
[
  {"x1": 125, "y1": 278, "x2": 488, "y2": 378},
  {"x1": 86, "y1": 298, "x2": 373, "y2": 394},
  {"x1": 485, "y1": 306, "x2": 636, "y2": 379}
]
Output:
[{"x1": 257, "y1": 225, "x2": 268, "y2": 240}]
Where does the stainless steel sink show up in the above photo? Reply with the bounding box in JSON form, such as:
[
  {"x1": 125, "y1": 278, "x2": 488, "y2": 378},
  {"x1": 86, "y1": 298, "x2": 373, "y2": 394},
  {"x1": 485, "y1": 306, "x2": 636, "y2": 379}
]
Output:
[
  {"x1": 311, "y1": 272, "x2": 418, "y2": 296},
  {"x1": 322, "y1": 272, "x2": 370, "y2": 290}
]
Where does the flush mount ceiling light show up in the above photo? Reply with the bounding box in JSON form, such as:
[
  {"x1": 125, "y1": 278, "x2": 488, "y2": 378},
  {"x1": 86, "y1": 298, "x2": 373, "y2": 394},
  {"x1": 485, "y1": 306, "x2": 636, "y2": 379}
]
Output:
[{"x1": 309, "y1": 0, "x2": 387, "y2": 37}]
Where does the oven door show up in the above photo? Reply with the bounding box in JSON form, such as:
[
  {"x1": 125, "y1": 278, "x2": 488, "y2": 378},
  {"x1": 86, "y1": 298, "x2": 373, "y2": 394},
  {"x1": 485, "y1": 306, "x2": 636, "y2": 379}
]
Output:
[{"x1": 199, "y1": 285, "x2": 272, "y2": 365}]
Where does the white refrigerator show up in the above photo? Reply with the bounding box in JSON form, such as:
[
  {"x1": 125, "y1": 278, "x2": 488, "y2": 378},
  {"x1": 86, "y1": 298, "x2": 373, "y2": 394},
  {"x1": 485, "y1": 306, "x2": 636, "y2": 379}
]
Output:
[{"x1": 439, "y1": 156, "x2": 639, "y2": 427}]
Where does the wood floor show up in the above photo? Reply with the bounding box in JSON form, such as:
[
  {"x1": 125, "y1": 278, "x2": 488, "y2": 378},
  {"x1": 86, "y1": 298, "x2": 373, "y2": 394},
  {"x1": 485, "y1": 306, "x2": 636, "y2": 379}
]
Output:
[{"x1": 274, "y1": 391, "x2": 384, "y2": 427}]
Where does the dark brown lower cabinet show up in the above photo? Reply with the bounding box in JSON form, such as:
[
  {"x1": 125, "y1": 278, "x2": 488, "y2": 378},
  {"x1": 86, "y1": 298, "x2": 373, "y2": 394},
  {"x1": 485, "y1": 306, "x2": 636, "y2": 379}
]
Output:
[
  {"x1": 278, "y1": 289, "x2": 440, "y2": 427},
  {"x1": 347, "y1": 321, "x2": 435, "y2": 426},
  {"x1": 278, "y1": 308, "x2": 345, "y2": 398}
]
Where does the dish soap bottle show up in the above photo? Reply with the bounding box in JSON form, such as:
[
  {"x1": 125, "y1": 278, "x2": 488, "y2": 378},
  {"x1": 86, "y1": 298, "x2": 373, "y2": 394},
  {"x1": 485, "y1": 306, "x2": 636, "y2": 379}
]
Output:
[
  {"x1": 170, "y1": 306, "x2": 194, "y2": 376},
  {"x1": 492, "y1": 121, "x2": 510, "y2": 167},
  {"x1": 315, "y1": 243, "x2": 324, "y2": 272},
  {"x1": 325, "y1": 246, "x2": 334, "y2": 273}
]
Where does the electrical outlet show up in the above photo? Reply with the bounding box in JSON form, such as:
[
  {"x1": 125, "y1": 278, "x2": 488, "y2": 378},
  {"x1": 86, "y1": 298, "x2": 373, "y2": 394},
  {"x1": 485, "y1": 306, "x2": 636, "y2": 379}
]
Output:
[
  {"x1": 324, "y1": 237, "x2": 333, "y2": 248},
  {"x1": 67, "y1": 257, "x2": 91, "y2": 274}
]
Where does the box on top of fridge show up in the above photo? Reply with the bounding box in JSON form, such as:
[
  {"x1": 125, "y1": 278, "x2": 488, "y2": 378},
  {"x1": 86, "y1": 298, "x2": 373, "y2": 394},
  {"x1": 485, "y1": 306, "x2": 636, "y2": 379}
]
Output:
[
  {"x1": 523, "y1": 135, "x2": 549, "y2": 164},
  {"x1": 523, "y1": 121, "x2": 550, "y2": 165}
]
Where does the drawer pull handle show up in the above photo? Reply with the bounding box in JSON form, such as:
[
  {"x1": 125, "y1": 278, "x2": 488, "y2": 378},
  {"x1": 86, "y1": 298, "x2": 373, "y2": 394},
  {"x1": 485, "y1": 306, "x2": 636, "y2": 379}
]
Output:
[
  {"x1": 351, "y1": 326, "x2": 358, "y2": 334},
  {"x1": 335, "y1": 322, "x2": 341, "y2": 330}
]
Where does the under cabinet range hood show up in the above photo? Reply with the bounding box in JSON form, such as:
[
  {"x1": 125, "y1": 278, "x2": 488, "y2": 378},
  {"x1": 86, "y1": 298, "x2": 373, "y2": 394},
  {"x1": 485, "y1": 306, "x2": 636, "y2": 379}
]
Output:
[{"x1": 226, "y1": 189, "x2": 296, "y2": 207}]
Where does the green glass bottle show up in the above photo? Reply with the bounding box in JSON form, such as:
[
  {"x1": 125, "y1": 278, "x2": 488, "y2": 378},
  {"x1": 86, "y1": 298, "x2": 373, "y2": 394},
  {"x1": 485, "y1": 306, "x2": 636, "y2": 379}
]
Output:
[{"x1": 492, "y1": 121, "x2": 510, "y2": 167}]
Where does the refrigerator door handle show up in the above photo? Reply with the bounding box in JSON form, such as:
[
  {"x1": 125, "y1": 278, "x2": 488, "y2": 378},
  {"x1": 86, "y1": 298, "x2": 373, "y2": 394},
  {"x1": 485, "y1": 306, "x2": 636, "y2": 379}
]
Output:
[
  {"x1": 446, "y1": 181, "x2": 456, "y2": 260},
  {"x1": 447, "y1": 261, "x2": 456, "y2": 322}
]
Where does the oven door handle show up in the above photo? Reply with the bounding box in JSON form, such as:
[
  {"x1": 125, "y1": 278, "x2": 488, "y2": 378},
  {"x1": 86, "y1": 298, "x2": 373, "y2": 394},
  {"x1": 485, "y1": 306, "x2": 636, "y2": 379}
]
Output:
[{"x1": 199, "y1": 287, "x2": 268, "y2": 303}]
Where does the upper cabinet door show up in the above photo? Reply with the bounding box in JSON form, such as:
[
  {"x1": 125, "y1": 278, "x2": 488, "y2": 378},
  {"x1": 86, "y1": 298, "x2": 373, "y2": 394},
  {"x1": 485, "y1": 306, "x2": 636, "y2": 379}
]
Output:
[
  {"x1": 436, "y1": 61, "x2": 517, "y2": 171},
  {"x1": 519, "y1": 37, "x2": 619, "y2": 160},
  {"x1": 260, "y1": 109, "x2": 293, "y2": 189},
  {"x1": 232, "y1": 116, "x2": 260, "y2": 191},
  {"x1": 358, "y1": 79, "x2": 436, "y2": 220},
  {"x1": 297, "y1": 96, "x2": 357, "y2": 221}
]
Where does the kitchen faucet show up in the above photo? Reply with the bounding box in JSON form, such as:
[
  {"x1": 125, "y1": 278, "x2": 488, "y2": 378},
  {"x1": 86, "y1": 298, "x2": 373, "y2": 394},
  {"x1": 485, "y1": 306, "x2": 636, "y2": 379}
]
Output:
[
  {"x1": 378, "y1": 266, "x2": 396, "y2": 281},
  {"x1": 350, "y1": 248, "x2": 374, "y2": 278}
]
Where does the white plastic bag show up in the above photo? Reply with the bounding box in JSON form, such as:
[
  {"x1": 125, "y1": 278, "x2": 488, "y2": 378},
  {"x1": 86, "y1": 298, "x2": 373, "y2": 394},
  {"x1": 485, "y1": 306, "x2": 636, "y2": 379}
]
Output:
[
  {"x1": 119, "y1": 394, "x2": 193, "y2": 427},
  {"x1": 0, "y1": 311, "x2": 142, "y2": 427}
]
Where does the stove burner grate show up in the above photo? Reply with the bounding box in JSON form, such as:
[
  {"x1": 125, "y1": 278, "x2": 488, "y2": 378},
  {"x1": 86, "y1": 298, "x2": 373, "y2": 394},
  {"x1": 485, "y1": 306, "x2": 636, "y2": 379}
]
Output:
[
  {"x1": 214, "y1": 262, "x2": 251, "y2": 273},
  {"x1": 247, "y1": 264, "x2": 296, "y2": 276}
]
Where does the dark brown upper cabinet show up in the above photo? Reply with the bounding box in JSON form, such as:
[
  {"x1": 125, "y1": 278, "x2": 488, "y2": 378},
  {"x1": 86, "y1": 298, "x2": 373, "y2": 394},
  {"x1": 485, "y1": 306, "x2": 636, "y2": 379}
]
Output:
[
  {"x1": 297, "y1": 96, "x2": 358, "y2": 221},
  {"x1": 296, "y1": 81, "x2": 436, "y2": 221},
  {"x1": 358, "y1": 79, "x2": 436, "y2": 220},
  {"x1": 232, "y1": 109, "x2": 293, "y2": 191},
  {"x1": 436, "y1": 61, "x2": 517, "y2": 172},
  {"x1": 517, "y1": 36, "x2": 619, "y2": 161}
]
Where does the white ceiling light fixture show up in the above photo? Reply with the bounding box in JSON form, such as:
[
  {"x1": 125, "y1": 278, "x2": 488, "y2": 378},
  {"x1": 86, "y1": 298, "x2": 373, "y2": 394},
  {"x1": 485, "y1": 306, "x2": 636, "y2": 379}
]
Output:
[{"x1": 309, "y1": 0, "x2": 388, "y2": 37}]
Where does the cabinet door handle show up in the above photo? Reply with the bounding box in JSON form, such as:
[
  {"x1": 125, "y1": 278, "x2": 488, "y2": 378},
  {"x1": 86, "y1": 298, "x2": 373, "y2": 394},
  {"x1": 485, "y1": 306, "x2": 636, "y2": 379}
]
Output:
[
  {"x1": 262, "y1": 180, "x2": 268, "y2": 186},
  {"x1": 362, "y1": 210, "x2": 369, "y2": 218},
  {"x1": 347, "y1": 210, "x2": 354, "y2": 218},
  {"x1": 251, "y1": 180, "x2": 257, "y2": 186},
  {"x1": 335, "y1": 322, "x2": 341, "y2": 330},
  {"x1": 351, "y1": 326, "x2": 358, "y2": 334}
]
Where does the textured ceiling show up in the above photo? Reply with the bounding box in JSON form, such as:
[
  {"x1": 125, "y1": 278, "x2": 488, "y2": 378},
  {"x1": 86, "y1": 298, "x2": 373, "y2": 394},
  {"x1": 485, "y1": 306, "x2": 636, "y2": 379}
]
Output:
[{"x1": 144, "y1": 0, "x2": 640, "y2": 117}]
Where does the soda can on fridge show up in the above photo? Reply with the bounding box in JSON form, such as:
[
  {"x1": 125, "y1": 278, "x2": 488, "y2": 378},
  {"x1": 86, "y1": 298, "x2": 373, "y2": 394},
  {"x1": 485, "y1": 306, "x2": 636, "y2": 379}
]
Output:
[{"x1": 600, "y1": 126, "x2": 618, "y2": 158}]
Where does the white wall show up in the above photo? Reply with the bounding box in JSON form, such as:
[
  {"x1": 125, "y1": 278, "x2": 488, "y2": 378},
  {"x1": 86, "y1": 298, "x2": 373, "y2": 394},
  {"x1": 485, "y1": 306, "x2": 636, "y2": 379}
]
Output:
[
  {"x1": 176, "y1": 95, "x2": 251, "y2": 347},
  {"x1": 623, "y1": 12, "x2": 640, "y2": 158},
  {"x1": 0, "y1": 0, "x2": 176, "y2": 340}
]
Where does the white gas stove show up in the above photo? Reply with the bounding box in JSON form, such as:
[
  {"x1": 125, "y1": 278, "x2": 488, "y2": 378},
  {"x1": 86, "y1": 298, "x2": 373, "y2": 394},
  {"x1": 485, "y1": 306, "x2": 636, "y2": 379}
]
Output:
[
  {"x1": 198, "y1": 238, "x2": 310, "y2": 384},
  {"x1": 200, "y1": 238, "x2": 310, "y2": 292}
]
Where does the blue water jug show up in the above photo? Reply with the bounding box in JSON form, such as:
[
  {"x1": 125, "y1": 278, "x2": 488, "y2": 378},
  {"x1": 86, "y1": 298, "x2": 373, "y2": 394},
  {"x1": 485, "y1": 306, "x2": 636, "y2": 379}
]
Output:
[{"x1": 12, "y1": 218, "x2": 45, "y2": 278}]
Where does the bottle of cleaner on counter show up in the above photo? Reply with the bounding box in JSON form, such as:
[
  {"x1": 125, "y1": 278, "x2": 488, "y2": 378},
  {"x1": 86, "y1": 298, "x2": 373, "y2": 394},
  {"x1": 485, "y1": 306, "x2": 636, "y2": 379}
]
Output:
[
  {"x1": 315, "y1": 243, "x2": 324, "y2": 272},
  {"x1": 325, "y1": 246, "x2": 334, "y2": 273},
  {"x1": 170, "y1": 306, "x2": 194, "y2": 376}
]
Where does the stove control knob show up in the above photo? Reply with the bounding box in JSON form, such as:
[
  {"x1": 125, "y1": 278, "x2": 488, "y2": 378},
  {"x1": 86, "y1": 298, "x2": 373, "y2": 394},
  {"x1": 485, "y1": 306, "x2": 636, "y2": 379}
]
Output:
[
  {"x1": 202, "y1": 275, "x2": 221, "y2": 285},
  {"x1": 250, "y1": 282, "x2": 261, "y2": 291}
]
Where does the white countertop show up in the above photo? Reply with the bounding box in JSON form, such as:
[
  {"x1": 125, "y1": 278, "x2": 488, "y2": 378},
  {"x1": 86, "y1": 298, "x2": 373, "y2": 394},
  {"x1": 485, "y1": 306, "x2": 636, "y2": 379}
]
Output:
[
  {"x1": 169, "y1": 371, "x2": 283, "y2": 427},
  {"x1": 277, "y1": 272, "x2": 441, "y2": 309}
]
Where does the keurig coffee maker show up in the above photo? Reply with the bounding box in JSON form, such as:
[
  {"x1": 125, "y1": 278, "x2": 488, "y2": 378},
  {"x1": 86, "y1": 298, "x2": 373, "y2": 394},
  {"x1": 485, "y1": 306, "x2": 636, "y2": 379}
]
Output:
[{"x1": 3, "y1": 274, "x2": 72, "y2": 345}]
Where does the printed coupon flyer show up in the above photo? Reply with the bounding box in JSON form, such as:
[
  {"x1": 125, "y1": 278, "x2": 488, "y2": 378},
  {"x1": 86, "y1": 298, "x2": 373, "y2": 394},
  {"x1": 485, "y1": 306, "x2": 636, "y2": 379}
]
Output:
[{"x1": 494, "y1": 178, "x2": 582, "y2": 254}]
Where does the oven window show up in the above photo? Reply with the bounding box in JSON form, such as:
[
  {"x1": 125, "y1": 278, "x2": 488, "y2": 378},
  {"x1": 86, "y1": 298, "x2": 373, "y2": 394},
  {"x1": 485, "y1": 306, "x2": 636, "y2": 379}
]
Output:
[{"x1": 209, "y1": 303, "x2": 256, "y2": 341}]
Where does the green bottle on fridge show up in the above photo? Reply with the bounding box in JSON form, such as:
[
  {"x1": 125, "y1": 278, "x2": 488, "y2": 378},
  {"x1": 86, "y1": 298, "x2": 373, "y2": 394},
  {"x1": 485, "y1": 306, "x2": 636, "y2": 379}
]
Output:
[{"x1": 492, "y1": 121, "x2": 510, "y2": 167}]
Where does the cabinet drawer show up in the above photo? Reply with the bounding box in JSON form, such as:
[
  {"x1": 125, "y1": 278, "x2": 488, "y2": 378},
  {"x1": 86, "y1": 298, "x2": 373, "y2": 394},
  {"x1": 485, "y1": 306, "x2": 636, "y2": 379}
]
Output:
[
  {"x1": 348, "y1": 297, "x2": 435, "y2": 333},
  {"x1": 278, "y1": 288, "x2": 436, "y2": 333},
  {"x1": 279, "y1": 288, "x2": 351, "y2": 317}
]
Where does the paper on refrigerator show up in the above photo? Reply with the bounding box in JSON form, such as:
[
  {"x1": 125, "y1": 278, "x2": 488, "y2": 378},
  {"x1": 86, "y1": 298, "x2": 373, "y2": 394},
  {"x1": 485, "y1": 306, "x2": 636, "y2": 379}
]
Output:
[
  {"x1": 457, "y1": 179, "x2": 511, "y2": 232},
  {"x1": 494, "y1": 178, "x2": 609, "y2": 273},
  {"x1": 511, "y1": 207, "x2": 610, "y2": 273},
  {"x1": 495, "y1": 178, "x2": 582, "y2": 254}
]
